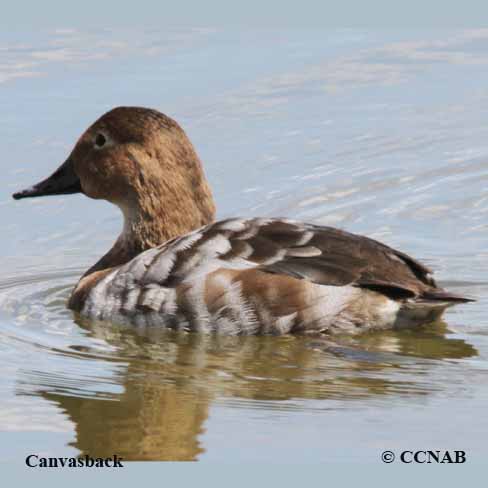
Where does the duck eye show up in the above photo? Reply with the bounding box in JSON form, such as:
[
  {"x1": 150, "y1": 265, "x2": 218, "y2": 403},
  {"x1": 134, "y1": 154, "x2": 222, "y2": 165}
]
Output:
[{"x1": 95, "y1": 133, "x2": 106, "y2": 148}]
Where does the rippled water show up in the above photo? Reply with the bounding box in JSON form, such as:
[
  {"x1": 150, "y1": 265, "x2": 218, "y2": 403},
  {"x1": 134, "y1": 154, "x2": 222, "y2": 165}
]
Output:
[{"x1": 1, "y1": 28, "x2": 488, "y2": 462}]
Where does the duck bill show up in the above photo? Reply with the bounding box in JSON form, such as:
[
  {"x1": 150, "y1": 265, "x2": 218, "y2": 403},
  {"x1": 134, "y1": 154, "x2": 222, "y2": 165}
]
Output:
[{"x1": 12, "y1": 157, "x2": 82, "y2": 200}]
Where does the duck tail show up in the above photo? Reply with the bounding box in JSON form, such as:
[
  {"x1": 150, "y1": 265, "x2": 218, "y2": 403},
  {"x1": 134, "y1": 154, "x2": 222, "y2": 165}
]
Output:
[{"x1": 421, "y1": 289, "x2": 476, "y2": 304}]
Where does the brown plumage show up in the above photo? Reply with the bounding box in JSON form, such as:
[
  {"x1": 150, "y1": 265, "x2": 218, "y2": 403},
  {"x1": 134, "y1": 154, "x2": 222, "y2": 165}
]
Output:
[{"x1": 12, "y1": 107, "x2": 473, "y2": 335}]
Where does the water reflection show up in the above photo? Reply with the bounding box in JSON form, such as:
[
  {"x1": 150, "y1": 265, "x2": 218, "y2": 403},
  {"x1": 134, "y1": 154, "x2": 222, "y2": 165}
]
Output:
[
  {"x1": 42, "y1": 361, "x2": 209, "y2": 461},
  {"x1": 16, "y1": 318, "x2": 477, "y2": 460}
]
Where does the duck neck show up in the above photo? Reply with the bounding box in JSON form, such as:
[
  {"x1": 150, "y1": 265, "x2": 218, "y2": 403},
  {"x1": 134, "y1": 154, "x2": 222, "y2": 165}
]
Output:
[{"x1": 84, "y1": 187, "x2": 216, "y2": 277}]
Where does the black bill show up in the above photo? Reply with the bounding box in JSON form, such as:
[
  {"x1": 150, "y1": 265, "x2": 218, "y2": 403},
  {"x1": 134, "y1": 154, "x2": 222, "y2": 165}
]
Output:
[{"x1": 12, "y1": 157, "x2": 82, "y2": 200}]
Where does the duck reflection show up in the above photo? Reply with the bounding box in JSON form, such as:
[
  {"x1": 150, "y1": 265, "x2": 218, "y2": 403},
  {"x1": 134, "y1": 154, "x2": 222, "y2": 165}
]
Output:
[
  {"x1": 19, "y1": 318, "x2": 477, "y2": 461},
  {"x1": 44, "y1": 357, "x2": 209, "y2": 461}
]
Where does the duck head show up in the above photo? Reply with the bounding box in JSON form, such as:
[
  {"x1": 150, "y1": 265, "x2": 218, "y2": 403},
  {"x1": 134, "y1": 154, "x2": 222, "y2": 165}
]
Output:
[{"x1": 13, "y1": 107, "x2": 216, "y2": 268}]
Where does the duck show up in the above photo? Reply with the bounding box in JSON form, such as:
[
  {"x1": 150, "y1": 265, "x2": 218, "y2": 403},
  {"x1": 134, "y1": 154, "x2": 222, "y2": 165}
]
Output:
[{"x1": 13, "y1": 106, "x2": 473, "y2": 335}]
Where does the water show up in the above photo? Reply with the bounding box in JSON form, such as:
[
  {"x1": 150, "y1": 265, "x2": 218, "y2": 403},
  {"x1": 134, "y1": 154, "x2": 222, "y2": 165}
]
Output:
[{"x1": 1, "y1": 28, "x2": 488, "y2": 462}]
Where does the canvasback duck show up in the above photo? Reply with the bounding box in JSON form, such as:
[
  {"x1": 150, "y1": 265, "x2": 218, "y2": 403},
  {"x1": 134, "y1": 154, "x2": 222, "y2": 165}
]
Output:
[{"x1": 13, "y1": 107, "x2": 473, "y2": 335}]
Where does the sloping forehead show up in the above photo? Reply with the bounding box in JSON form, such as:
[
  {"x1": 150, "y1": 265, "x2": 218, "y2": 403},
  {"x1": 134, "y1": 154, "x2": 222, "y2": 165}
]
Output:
[{"x1": 87, "y1": 107, "x2": 182, "y2": 144}]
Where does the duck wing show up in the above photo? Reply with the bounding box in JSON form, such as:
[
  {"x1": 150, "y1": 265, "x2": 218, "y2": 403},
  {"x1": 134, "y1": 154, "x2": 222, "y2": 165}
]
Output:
[{"x1": 130, "y1": 218, "x2": 471, "y2": 303}]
